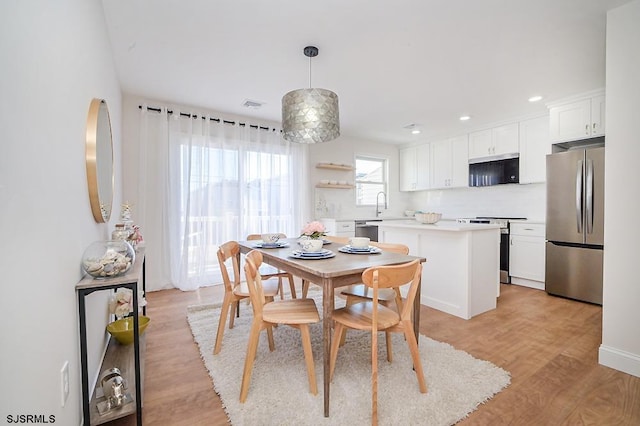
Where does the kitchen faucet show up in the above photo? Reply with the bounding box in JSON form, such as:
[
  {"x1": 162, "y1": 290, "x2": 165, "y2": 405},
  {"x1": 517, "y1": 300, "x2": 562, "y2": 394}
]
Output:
[{"x1": 376, "y1": 191, "x2": 387, "y2": 217}]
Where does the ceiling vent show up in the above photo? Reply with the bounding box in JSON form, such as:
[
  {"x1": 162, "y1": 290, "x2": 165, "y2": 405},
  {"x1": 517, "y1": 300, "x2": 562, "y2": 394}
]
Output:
[{"x1": 242, "y1": 99, "x2": 264, "y2": 109}]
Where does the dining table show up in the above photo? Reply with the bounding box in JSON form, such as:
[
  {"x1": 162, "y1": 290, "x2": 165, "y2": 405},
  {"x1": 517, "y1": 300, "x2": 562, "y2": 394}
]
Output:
[{"x1": 238, "y1": 237, "x2": 426, "y2": 417}]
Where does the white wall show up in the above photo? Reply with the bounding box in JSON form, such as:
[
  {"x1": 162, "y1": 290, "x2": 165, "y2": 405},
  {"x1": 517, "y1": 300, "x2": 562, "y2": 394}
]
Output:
[
  {"x1": 309, "y1": 135, "x2": 413, "y2": 219},
  {"x1": 600, "y1": 0, "x2": 640, "y2": 377},
  {"x1": 0, "y1": 1, "x2": 122, "y2": 423}
]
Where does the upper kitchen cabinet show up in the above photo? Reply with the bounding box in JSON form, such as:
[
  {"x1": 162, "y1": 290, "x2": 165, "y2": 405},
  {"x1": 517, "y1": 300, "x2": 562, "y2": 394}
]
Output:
[
  {"x1": 431, "y1": 135, "x2": 469, "y2": 189},
  {"x1": 548, "y1": 90, "x2": 605, "y2": 143},
  {"x1": 468, "y1": 123, "x2": 519, "y2": 160},
  {"x1": 399, "y1": 143, "x2": 430, "y2": 191},
  {"x1": 519, "y1": 115, "x2": 550, "y2": 184}
]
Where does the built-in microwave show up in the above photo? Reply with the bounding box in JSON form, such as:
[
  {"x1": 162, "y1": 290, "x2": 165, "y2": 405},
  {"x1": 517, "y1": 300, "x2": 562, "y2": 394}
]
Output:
[{"x1": 469, "y1": 154, "x2": 519, "y2": 187}]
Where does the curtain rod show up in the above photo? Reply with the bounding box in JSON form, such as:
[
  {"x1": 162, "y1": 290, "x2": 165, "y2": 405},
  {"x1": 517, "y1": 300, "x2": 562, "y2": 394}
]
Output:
[{"x1": 138, "y1": 105, "x2": 279, "y2": 132}]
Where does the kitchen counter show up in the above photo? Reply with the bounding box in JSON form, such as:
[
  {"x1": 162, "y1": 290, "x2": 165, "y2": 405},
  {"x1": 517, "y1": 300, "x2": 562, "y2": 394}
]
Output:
[
  {"x1": 377, "y1": 220, "x2": 500, "y2": 320},
  {"x1": 367, "y1": 219, "x2": 501, "y2": 231}
]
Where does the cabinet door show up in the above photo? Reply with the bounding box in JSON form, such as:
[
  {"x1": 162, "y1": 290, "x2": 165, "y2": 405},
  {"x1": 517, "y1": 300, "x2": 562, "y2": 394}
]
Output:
[
  {"x1": 415, "y1": 143, "x2": 431, "y2": 190},
  {"x1": 509, "y1": 235, "x2": 545, "y2": 282},
  {"x1": 399, "y1": 147, "x2": 417, "y2": 191},
  {"x1": 492, "y1": 123, "x2": 519, "y2": 155},
  {"x1": 430, "y1": 139, "x2": 451, "y2": 189},
  {"x1": 591, "y1": 95, "x2": 606, "y2": 136},
  {"x1": 519, "y1": 116, "x2": 550, "y2": 184},
  {"x1": 549, "y1": 99, "x2": 591, "y2": 142},
  {"x1": 450, "y1": 135, "x2": 469, "y2": 187},
  {"x1": 468, "y1": 129, "x2": 493, "y2": 159}
]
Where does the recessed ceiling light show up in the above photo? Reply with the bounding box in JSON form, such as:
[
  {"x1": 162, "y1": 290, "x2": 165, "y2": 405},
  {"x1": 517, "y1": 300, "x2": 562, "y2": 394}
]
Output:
[
  {"x1": 459, "y1": 115, "x2": 471, "y2": 121},
  {"x1": 404, "y1": 123, "x2": 421, "y2": 134},
  {"x1": 528, "y1": 95, "x2": 543, "y2": 102}
]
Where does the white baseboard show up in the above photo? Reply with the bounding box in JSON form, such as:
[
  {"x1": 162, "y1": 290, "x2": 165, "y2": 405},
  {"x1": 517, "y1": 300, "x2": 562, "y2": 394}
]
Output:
[
  {"x1": 599, "y1": 344, "x2": 640, "y2": 378},
  {"x1": 510, "y1": 277, "x2": 544, "y2": 290}
]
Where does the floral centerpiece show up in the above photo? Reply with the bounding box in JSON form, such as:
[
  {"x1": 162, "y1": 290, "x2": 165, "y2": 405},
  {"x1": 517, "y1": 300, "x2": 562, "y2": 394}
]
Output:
[{"x1": 300, "y1": 221, "x2": 326, "y2": 240}]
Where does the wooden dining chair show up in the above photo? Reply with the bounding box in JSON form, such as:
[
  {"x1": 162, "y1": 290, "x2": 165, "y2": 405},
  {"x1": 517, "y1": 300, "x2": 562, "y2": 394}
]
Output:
[
  {"x1": 239, "y1": 250, "x2": 321, "y2": 402},
  {"x1": 337, "y1": 242, "x2": 409, "y2": 356},
  {"x1": 300, "y1": 235, "x2": 350, "y2": 298},
  {"x1": 247, "y1": 233, "x2": 297, "y2": 299},
  {"x1": 329, "y1": 259, "x2": 427, "y2": 426},
  {"x1": 213, "y1": 241, "x2": 280, "y2": 355}
]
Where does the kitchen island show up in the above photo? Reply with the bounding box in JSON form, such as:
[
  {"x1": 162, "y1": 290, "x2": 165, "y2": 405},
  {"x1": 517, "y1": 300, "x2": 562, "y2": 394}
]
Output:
[{"x1": 374, "y1": 220, "x2": 501, "y2": 319}]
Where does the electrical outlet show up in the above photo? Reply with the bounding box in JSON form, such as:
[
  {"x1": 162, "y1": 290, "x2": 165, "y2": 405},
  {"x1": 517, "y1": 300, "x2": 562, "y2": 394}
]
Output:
[{"x1": 60, "y1": 361, "x2": 69, "y2": 407}]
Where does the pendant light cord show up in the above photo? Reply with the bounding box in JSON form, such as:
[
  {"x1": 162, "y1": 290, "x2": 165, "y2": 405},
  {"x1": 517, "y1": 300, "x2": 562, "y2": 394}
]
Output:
[{"x1": 308, "y1": 55, "x2": 312, "y2": 89}]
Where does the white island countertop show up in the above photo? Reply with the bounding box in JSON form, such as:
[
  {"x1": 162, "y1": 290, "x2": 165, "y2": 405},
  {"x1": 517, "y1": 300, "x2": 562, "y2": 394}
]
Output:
[{"x1": 370, "y1": 219, "x2": 501, "y2": 232}]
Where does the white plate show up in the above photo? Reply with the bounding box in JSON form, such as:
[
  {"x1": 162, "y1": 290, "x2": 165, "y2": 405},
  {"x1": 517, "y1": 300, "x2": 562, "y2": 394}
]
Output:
[
  {"x1": 338, "y1": 246, "x2": 382, "y2": 254},
  {"x1": 252, "y1": 242, "x2": 289, "y2": 249},
  {"x1": 289, "y1": 250, "x2": 335, "y2": 259}
]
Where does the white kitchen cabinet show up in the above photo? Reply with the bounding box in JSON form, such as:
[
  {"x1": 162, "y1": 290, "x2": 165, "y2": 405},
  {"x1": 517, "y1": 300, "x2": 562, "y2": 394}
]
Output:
[
  {"x1": 509, "y1": 222, "x2": 545, "y2": 290},
  {"x1": 468, "y1": 123, "x2": 519, "y2": 160},
  {"x1": 399, "y1": 143, "x2": 430, "y2": 191},
  {"x1": 319, "y1": 218, "x2": 355, "y2": 238},
  {"x1": 431, "y1": 135, "x2": 469, "y2": 189},
  {"x1": 549, "y1": 92, "x2": 605, "y2": 142},
  {"x1": 519, "y1": 115, "x2": 550, "y2": 184}
]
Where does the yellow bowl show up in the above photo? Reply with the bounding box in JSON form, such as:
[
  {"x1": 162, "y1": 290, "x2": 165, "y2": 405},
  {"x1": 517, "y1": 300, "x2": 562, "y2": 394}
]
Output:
[{"x1": 106, "y1": 316, "x2": 150, "y2": 345}]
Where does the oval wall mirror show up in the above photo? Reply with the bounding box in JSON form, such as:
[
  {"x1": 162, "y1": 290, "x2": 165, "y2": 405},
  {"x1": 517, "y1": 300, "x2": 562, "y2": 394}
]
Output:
[{"x1": 85, "y1": 98, "x2": 114, "y2": 223}]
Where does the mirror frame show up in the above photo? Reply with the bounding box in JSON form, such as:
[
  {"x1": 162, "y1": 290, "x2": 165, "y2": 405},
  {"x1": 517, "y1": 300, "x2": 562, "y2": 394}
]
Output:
[{"x1": 85, "y1": 98, "x2": 114, "y2": 223}]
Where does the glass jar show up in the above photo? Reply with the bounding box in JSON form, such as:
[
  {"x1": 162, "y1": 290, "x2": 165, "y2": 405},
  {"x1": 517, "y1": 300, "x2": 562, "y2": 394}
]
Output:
[
  {"x1": 82, "y1": 240, "x2": 136, "y2": 278},
  {"x1": 111, "y1": 224, "x2": 130, "y2": 241}
]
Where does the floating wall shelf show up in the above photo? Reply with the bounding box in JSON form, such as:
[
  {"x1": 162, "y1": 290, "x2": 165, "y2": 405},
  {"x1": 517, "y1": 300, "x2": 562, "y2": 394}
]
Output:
[{"x1": 316, "y1": 162, "x2": 353, "y2": 171}]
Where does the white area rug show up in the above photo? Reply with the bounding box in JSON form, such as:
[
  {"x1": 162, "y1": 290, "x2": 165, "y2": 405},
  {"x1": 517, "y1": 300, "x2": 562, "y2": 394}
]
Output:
[{"x1": 187, "y1": 291, "x2": 510, "y2": 425}]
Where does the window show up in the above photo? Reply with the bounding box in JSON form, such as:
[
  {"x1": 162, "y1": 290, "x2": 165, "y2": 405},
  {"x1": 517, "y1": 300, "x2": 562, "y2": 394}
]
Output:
[{"x1": 355, "y1": 156, "x2": 387, "y2": 206}]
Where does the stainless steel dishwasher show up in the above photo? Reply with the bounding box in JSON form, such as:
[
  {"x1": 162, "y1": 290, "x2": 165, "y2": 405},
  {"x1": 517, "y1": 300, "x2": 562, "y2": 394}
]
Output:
[{"x1": 354, "y1": 220, "x2": 380, "y2": 242}]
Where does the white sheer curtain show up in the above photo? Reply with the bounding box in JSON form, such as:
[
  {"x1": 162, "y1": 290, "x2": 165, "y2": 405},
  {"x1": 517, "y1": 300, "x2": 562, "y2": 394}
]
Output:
[{"x1": 138, "y1": 106, "x2": 310, "y2": 291}]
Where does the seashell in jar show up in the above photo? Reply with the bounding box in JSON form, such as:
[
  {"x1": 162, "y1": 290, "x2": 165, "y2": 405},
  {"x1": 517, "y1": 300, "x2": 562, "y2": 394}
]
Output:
[{"x1": 85, "y1": 262, "x2": 104, "y2": 273}]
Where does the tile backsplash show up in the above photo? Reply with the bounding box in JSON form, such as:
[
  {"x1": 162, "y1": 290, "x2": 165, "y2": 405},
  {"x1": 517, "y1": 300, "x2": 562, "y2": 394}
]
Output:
[{"x1": 410, "y1": 183, "x2": 546, "y2": 221}]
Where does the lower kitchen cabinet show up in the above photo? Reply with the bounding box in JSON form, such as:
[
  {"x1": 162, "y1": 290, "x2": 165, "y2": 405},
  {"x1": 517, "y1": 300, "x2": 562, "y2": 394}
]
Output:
[
  {"x1": 509, "y1": 222, "x2": 545, "y2": 290},
  {"x1": 319, "y1": 218, "x2": 355, "y2": 238}
]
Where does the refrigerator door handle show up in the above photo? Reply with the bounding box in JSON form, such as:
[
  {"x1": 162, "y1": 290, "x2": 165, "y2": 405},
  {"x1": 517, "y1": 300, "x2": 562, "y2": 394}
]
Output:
[
  {"x1": 576, "y1": 160, "x2": 584, "y2": 234},
  {"x1": 586, "y1": 159, "x2": 594, "y2": 234}
]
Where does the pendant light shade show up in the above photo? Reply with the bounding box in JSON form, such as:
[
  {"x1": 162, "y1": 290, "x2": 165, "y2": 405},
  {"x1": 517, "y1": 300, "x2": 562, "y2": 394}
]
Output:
[{"x1": 282, "y1": 46, "x2": 340, "y2": 144}]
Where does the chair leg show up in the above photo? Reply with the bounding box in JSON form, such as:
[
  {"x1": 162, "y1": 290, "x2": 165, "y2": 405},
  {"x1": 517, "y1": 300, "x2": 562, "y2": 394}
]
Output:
[
  {"x1": 339, "y1": 297, "x2": 355, "y2": 346},
  {"x1": 239, "y1": 321, "x2": 262, "y2": 403},
  {"x1": 266, "y1": 324, "x2": 275, "y2": 351},
  {"x1": 403, "y1": 321, "x2": 427, "y2": 393},
  {"x1": 287, "y1": 274, "x2": 297, "y2": 299},
  {"x1": 278, "y1": 277, "x2": 284, "y2": 300},
  {"x1": 385, "y1": 331, "x2": 393, "y2": 363},
  {"x1": 213, "y1": 294, "x2": 232, "y2": 355},
  {"x1": 302, "y1": 280, "x2": 309, "y2": 298},
  {"x1": 371, "y1": 328, "x2": 379, "y2": 426},
  {"x1": 329, "y1": 322, "x2": 346, "y2": 382},
  {"x1": 229, "y1": 299, "x2": 238, "y2": 329},
  {"x1": 299, "y1": 324, "x2": 318, "y2": 395}
]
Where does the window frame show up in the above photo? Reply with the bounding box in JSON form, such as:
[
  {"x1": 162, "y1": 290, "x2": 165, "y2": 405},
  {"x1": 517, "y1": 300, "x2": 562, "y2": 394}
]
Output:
[{"x1": 354, "y1": 155, "x2": 388, "y2": 206}]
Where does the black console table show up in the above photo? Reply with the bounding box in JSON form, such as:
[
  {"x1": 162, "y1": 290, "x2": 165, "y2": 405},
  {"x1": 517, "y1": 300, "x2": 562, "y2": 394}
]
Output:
[{"x1": 76, "y1": 248, "x2": 146, "y2": 425}]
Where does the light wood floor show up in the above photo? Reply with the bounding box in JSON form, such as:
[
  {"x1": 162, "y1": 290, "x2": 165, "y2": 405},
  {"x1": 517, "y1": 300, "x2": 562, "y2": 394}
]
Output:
[{"x1": 112, "y1": 282, "x2": 640, "y2": 426}]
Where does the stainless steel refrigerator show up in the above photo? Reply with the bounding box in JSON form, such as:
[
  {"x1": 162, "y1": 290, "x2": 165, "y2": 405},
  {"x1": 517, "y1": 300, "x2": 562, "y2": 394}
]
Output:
[{"x1": 545, "y1": 146, "x2": 604, "y2": 304}]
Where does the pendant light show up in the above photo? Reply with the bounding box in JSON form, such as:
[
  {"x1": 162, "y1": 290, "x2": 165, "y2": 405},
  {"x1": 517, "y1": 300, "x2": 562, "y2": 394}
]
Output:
[{"x1": 282, "y1": 46, "x2": 340, "y2": 143}]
